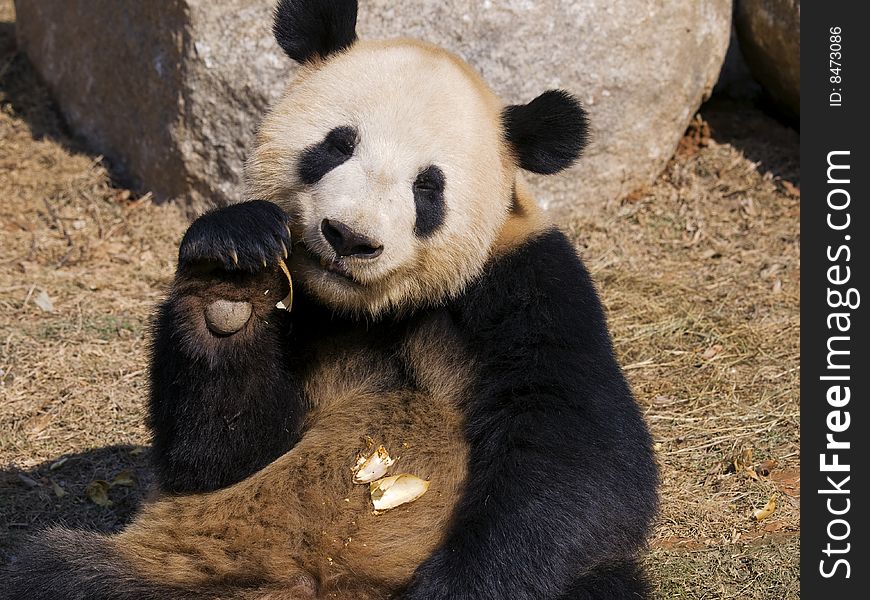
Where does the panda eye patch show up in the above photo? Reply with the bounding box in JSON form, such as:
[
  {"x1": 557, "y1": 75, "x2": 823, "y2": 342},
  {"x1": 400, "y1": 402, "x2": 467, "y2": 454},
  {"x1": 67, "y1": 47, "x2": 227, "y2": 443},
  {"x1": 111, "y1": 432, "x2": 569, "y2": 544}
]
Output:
[
  {"x1": 298, "y1": 126, "x2": 358, "y2": 185},
  {"x1": 413, "y1": 166, "x2": 445, "y2": 193},
  {"x1": 413, "y1": 165, "x2": 446, "y2": 238},
  {"x1": 327, "y1": 127, "x2": 356, "y2": 157}
]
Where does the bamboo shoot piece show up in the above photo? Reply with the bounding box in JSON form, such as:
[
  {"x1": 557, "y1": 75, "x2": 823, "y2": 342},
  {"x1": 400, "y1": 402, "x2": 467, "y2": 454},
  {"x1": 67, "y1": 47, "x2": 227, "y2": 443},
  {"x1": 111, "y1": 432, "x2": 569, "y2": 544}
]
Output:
[
  {"x1": 370, "y1": 474, "x2": 430, "y2": 511},
  {"x1": 276, "y1": 259, "x2": 294, "y2": 311},
  {"x1": 353, "y1": 445, "x2": 396, "y2": 484}
]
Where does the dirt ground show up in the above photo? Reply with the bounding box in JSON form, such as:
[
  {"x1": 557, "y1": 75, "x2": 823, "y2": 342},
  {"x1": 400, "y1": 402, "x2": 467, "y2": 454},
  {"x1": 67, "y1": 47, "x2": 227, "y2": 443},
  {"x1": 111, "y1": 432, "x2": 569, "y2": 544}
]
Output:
[{"x1": 0, "y1": 2, "x2": 799, "y2": 598}]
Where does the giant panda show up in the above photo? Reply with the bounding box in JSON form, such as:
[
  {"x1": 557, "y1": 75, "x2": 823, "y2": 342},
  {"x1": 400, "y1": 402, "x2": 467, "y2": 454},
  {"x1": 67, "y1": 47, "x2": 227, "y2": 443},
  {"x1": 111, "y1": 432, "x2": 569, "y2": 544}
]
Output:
[{"x1": 3, "y1": 1, "x2": 658, "y2": 598}]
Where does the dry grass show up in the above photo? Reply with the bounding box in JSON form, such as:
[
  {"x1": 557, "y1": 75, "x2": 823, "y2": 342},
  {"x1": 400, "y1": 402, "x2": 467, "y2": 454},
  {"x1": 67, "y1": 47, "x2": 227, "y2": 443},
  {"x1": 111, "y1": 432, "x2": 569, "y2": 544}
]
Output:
[
  {"x1": 0, "y1": 1, "x2": 799, "y2": 596},
  {"x1": 0, "y1": 0, "x2": 186, "y2": 548}
]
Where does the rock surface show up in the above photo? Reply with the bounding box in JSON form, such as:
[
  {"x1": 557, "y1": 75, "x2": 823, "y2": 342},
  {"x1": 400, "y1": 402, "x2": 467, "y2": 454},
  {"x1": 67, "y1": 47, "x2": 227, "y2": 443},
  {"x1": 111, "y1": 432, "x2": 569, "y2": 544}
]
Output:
[
  {"x1": 15, "y1": 0, "x2": 731, "y2": 216},
  {"x1": 14, "y1": 0, "x2": 289, "y2": 212},
  {"x1": 734, "y1": 0, "x2": 800, "y2": 119}
]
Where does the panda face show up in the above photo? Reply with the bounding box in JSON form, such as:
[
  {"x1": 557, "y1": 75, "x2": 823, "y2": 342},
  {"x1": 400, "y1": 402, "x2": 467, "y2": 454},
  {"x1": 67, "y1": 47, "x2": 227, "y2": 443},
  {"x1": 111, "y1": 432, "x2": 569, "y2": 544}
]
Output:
[{"x1": 247, "y1": 40, "x2": 514, "y2": 317}]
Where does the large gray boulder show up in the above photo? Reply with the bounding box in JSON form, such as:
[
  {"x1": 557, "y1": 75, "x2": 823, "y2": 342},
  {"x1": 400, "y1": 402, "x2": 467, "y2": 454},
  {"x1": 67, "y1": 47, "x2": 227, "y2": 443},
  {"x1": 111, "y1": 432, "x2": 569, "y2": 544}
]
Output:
[
  {"x1": 15, "y1": 0, "x2": 731, "y2": 216},
  {"x1": 735, "y1": 0, "x2": 800, "y2": 119},
  {"x1": 14, "y1": 0, "x2": 288, "y2": 213}
]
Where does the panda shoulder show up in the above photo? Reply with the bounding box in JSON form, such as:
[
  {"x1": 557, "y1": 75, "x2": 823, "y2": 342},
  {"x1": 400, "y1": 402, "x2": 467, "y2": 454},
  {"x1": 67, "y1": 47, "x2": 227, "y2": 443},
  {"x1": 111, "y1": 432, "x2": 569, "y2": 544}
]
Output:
[{"x1": 454, "y1": 225, "x2": 608, "y2": 345}]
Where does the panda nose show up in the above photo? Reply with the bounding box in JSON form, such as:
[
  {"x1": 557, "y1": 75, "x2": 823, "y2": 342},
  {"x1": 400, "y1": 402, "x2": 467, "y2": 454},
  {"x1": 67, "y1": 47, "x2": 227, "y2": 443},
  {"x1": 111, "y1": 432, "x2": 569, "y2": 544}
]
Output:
[{"x1": 321, "y1": 219, "x2": 384, "y2": 259}]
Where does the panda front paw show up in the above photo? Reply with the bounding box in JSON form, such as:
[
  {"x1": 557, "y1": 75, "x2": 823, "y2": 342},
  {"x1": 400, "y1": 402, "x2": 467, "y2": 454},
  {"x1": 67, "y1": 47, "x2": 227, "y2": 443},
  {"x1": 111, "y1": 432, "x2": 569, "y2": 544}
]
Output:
[
  {"x1": 173, "y1": 201, "x2": 293, "y2": 337},
  {"x1": 179, "y1": 200, "x2": 292, "y2": 273}
]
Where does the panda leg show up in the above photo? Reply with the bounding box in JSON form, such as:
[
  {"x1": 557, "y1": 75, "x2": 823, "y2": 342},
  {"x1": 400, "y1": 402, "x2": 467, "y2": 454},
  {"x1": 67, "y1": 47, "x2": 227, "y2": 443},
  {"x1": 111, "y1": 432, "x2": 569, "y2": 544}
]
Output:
[
  {"x1": 148, "y1": 201, "x2": 306, "y2": 494},
  {"x1": 559, "y1": 561, "x2": 651, "y2": 600},
  {"x1": 1, "y1": 528, "x2": 194, "y2": 600}
]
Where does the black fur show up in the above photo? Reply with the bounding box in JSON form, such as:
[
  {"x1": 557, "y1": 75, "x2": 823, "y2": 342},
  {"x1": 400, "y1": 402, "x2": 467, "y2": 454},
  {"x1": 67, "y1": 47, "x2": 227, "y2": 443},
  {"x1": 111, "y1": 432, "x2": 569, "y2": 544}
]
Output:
[
  {"x1": 148, "y1": 281, "x2": 304, "y2": 494},
  {"x1": 273, "y1": 0, "x2": 358, "y2": 63},
  {"x1": 401, "y1": 228, "x2": 658, "y2": 600},
  {"x1": 298, "y1": 126, "x2": 358, "y2": 185},
  {"x1": 560, "y1": 561, "x2": 651, "y2": 599},
  {"x1": 178, "y1": 200, "x2": 292, "y2": 273},
  {"x1": 1, "y1": 529, "x2": 194, "y2": 600},
  {"x1": 502, "y1": 89, "x2": 589, "y2": 175},
  {"x1": 413, "y1": 165, "x2": 446, "y2": 237},
  {"x1": 150, "y1": 201, "x2": 305, "y2": 493}
]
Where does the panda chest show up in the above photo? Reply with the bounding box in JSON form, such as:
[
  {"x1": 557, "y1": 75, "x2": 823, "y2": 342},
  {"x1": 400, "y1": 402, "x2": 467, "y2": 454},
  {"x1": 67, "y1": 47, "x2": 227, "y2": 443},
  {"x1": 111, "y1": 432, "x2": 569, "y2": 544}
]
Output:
[
  {"x1": 301, "y1": 328, "x2": 469, "y2": 442},
  {"x1": 298, "y1": 325, "x2": 472, "y2": 496}
]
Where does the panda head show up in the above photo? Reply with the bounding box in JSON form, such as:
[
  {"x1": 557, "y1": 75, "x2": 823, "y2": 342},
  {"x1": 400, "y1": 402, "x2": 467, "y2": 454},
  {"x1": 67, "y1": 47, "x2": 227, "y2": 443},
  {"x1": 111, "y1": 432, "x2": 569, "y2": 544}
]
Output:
[{"x1": 246, "y1": 0, "x2": 588, "y2": 317}]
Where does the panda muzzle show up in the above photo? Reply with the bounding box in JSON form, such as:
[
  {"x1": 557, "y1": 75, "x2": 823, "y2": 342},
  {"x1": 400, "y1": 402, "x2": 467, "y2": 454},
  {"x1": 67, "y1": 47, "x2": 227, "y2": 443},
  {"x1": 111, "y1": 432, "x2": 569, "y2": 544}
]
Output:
[{"x1": 321, "y1": 218, "x2": 384, "y2": 259}]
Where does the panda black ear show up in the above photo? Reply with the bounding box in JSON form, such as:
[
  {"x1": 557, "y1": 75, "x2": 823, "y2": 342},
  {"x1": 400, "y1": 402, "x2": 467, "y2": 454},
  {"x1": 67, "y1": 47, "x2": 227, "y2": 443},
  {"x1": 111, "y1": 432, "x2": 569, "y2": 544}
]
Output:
[
  {"x1": 273, "y1": 0, "x2": 358, "y2": 63},
  {"x1": 502, "y1": 90, "x2": 589, "y2": 175}
]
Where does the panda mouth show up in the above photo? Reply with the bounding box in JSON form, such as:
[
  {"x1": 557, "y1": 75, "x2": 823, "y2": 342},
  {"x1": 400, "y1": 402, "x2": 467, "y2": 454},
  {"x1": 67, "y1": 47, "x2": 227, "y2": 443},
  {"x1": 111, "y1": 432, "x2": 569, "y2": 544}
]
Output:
[
  {"x1": 299, "y1": 243, "x2": 360, "y2": 284},
  {"x1": 317, "y1": 255, "x2": 356, "y2": 281}
]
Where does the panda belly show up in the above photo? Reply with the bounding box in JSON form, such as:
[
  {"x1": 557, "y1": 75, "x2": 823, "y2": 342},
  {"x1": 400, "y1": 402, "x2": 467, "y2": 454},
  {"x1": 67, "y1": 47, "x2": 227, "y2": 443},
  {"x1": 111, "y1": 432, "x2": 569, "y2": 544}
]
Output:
[{"x1": 116, "y1": 327, "x2": 470, "y2": 599}]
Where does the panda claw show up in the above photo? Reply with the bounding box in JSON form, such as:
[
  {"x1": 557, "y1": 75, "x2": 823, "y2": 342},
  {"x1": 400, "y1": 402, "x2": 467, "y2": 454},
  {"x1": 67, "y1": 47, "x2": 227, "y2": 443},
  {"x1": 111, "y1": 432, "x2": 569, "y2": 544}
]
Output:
[
  {"x1": 229, "y1": 249, "x2": 239, "y2": 266},
  {"x1": 280, "y1": 240, "x2": 289, "y2": 260}
]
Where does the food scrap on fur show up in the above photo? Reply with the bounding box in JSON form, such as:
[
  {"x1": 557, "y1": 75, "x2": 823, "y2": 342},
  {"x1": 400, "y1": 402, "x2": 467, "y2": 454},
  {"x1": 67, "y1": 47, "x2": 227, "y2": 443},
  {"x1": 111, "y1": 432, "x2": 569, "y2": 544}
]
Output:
[
  {"x1": 350, "y1": 443, "x2": 428, "y2": 511},
  {"x1": 352, "y1": 445, "x2": 396, "y2": 484},
  {"x1": 276, "y1": 259, "x2": 294, "y2": 311},
  {"x1": 369, "y1": 474, "x2": 430, "y2": 511}
]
